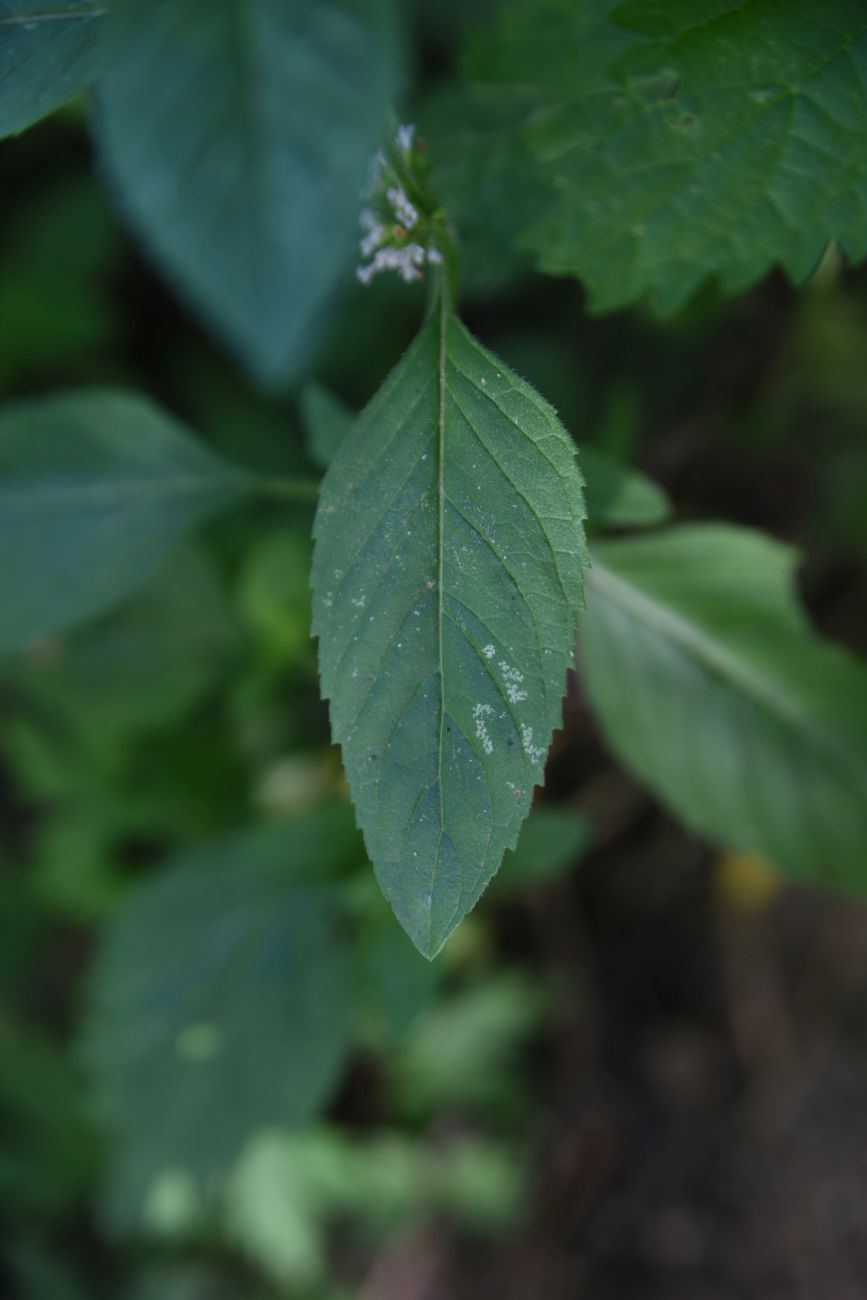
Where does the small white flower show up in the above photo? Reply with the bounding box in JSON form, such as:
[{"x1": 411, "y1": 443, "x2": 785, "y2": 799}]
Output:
[
  {"x1": 359, "y1": 208, "x2": 386, "y2": 257},
  {"x1": 387, "y1": 184, "x2": 418, "y2": 230},
  {"x1": 356, "y1": 242, "x2": 428, "y2": 286},
  {"x1": 355, "y1": 123, "x2": 445, "y2": 288}
]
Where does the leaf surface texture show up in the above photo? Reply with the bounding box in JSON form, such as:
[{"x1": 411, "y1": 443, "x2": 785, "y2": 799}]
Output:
[{"x1": 313, "y1": 299, "x2": 587, "y2": 955}]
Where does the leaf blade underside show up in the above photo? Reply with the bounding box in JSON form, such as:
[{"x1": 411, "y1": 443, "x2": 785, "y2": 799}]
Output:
[{"x1": 313, "y1": 298, "x2": 587, "y2": 956}]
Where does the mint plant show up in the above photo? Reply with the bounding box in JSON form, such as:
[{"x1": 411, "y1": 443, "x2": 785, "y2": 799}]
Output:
[{"x1": 2, "y1": 0, "x2": 867, "y2": 981}]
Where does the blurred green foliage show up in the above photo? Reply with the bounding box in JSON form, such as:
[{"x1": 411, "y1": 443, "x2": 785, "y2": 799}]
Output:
[{"x1": 1, "y1": 0, "x2": 867, "y2": 1296}]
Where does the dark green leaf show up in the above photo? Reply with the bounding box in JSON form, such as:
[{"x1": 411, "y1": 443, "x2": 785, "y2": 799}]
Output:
[
  {"x1": 300, "y1": 383, "x2": 352, "y2": 470},
  {"x1": 237, "y1": 531, "x2": 315, "y2": 673},
  {"x1": 0, "y1": 389, "x2": 249, "y2": 651},
  {"x1": 83, "y1": 813, "x2": 358, "y2": 1220},
  {"x1": 581, "y1": 446, "x2": 672, "y2": 529},
  {"x1": 582, "y1": 525, "x2": 867, "y2": 888},
  {"x1": 0, "y1": 0, "x2": 102, "y2": 137},
  {"x1": 357, "y1": 920, "x2": 441, "y2": 1040},
  {"x1": 438, "y1": 0, "x2": 867, "y2": 311},
  {"x1": 8, "y1": 548, "x2": 238, "y2": 735},
  {"x1": 94, "y1": 0, "x2": 398, "y2": 384},
  {"x1": 494, "y1": 805, "x2": 591, "y2": 894},
  {"x1": 312, "y1": 295, "x2": 587, "y2": 956}
]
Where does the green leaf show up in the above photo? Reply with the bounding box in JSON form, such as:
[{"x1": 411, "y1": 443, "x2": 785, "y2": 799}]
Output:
[
  {"x1": 312, "y1": 295, "x2": 587, "y2": 956},
  {"x1": 357, "y1": 919, "x2": 441, "y2": 1040},
  {"x1": 0, "y1": 1, "x2": 102, "y2": 138},
  {"x1": 581, "y1": 525, "x2": 867, "y2": 889},
  {"x1": 237, "y1": 530, "x2": 315, "y2": 673},
  {"x1": 0, "y1": 389, "x2": 249, "y2": 651},
  {"x1": 581, "y1": 446, "x2": 672, "y2": 530},
  {"x1": 83, "y1": 813, "x2": 357, "y2": 1222},
  {"x1": 8, "y1": 548, "x2": 238, "y2": 736},
  {"x1": 300, "y1": 383, "x2": 352, "y2": 470},
  {"x1": 494, "y1": 805, "x2": 591, "y2": 894},
  {"x1": 439, "y1": 0, "x2": 867, "y2": 311},
  {"x1": 94, "y1": 0, "x2": 398, "y2": 384}
]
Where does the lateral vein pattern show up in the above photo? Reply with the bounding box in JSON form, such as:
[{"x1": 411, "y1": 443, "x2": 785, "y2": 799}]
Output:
[{"x1": 312, "y1": 305, "x2": 586, "y2": 955}]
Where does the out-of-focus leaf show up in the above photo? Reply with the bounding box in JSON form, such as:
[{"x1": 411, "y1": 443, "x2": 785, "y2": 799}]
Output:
[
  {"x1": 493, "y1": 805, "x2": 591, "y2": 895},
  {"x1": 94, "y1": 0, "x2": 399, "y2": 384},
  {"x1": 392, "y1": 972, "x2": 543, "y2": 1120},
  {"x1": 581, "y1": 446, "x2": 672, "y2": 530},
  {"x1": 357, "y1": 919, "x2": 441, "y2": 1041},
  {"x1": 238, "y1": 531, "x2": 314, "y2": 672},
  {"x1": 0, "y1": 390, "x2": 249, "y2": 651},
  {"x1": 226, "y1": 1124, "x2": 520, "y2": 1285},
  {"x1": 226, "y1": 1130, "x2": 354, "y2": 1289},
  {"x1": 436, "y1": 0, "x2": 867, "y2": 312},
  {"x1": 10, "y1": 548, "x2": 238, "y2": 734},
  {"x1": 83, "y1": 812, "x2": 360, "y2": 1221},
  {"x1": 0, "y1": 0, "x2": 102, "y2": 137},
  {"x1": 421, "y1": 84, "x2": 542, "y2": 298},
  {"x1": 582, "y1": 525, "x2": 867, "y2": 888},
  {"x1": 300, "y1": 384, "x2": 352, "y2": 470},
  {"x1": 312, "y1": 296, "x2": 587, "y2": 956}
]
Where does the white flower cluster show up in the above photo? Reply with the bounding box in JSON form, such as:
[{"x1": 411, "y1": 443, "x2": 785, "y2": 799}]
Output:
[
  {"x1": 356, "y1": 124, "x2": 445, "y2": 287},
  {"x1": 387, "y1": 184, "x2": 419, "y2": 230},
  {"x1": 357, "y1": 240, "x2": 434, "y2": 286}
]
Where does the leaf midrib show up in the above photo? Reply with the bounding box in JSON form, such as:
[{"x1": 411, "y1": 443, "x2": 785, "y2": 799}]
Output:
[
  {"x1": 432, "y1": 286, "x2": 448, "y2": 947},
  {"x1": 587, "y1": 558, "x2": 867, "y2": 782}
]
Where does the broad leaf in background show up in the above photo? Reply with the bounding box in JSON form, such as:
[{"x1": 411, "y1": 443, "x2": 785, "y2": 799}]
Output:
[
  {"x1": 95, "y1": 0, "x2": 398, "y2": 384},
  {"x1": 438, "y1": 0, "x2": 867, "y2": 312},
  {"x1": 312, "y1": 296, "x2": 587, "y2": 956},
  {"x1": 580, "y1": 446, "x2": 671, "y2": 530},
  {"x1": 0, "y1": 0, "x2": 102, "y2": 138},
  {"x1": 357, "y1": 917, "x2": 441, "y2": 1041},
  {"x1": 7, "y1": 548, "x2": 238, "y2": 736},
  {"x1": 83, "y1": 813, "x2": 359, "y2": 1222},
  {"x1": 582, "y1": 525, "x2": 867, "y2": 889},
  {"x1": 0, "y1": 390, "x2": 249, "y2": 651},
  {"x1": 300, "y1": 383, "x2": 353, "y2": 470},
  {"x1": 493, "y1": 805, "x2": 591, "y2": 895}
]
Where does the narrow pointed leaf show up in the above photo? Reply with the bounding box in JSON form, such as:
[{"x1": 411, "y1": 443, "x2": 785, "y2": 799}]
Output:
[
  {"x1": 0, "y1": 1, "x2": 103, "y2": 138},
  {"x1": 312, "y1": 298, "x2": 587, "y2": 956},
  {"x1": 582, "y1": 525, "x2": 867, "y2": 889},
  {"x1": 94, "y1": 0, "x2": 398, "y2": 384},
  {"x1": 0, "y1": 389, "x2": 249, "y2": 651}
]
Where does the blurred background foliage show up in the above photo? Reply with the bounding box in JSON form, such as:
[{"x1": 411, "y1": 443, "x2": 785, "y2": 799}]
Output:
[{"x1": 2, "y1": 2, "x2": 867, "y2": 1298}]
